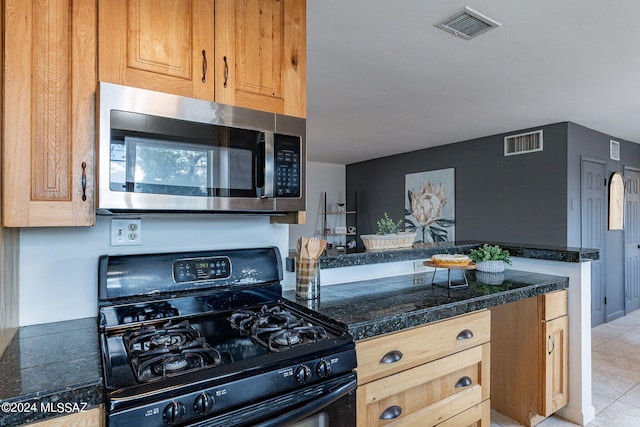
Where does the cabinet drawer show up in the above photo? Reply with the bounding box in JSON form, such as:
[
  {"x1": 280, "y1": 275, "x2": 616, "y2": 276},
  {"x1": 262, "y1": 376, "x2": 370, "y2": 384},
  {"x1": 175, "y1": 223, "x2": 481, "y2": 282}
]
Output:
[
  {"x1": 356, "y1": 310, "x2": 490, "y2": 385},
  {"x1": 538, "y1": 290, "x2": 567, "y2": 321},
  {"x1": 357, "y1": 343, "x2": 489, "y2": 427},
  {"x1": 436, "y1": 399, "x2": 491, "y2": 427}
]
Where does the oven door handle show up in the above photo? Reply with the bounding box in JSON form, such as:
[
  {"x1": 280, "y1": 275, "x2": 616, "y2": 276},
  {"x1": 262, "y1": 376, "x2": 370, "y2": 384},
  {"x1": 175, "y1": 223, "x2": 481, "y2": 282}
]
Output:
[{"x1": 252, "y1": 376, "x2": 357, "y2": 427}]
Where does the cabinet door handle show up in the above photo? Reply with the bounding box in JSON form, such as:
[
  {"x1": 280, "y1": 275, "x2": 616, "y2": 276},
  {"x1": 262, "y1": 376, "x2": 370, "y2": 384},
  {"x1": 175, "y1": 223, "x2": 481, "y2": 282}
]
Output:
[
  {"x1": 81, "y1": 161, "x2": 87, "y2": 201},
  {"x1": 548, "y1": 335, "x2": 555, "y2": 355},
  {"x1": 379, "y1": 350, "x2": 403, "y2": 364},
  {"x1": 379, "y1": 405, "x2": 402, "y2": 420},
  {"x1": 455, "y1": 376, "x2": 473, "y2": 388},
  {"x1": 201, "y1": 50, "x2": 207, "y2": 83},
  {"x1": 456, "y1": 329, "x2": 474, "y2": 340},
  {"x1": 223, "y1": 56, "x2": 229, "y2": 88}
]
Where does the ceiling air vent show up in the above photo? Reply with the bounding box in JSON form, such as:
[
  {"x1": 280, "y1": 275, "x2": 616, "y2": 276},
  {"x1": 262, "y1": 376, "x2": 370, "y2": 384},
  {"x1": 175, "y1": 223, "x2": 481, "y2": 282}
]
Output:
[
  {"x1": 435, "y1": 6, "x2": 501, "y2": 40},
  {"x1": 610, "y1": 140, "x2": 620, "y2": 161},
  {"x1": 504, "y1": 130, "x2": 543, "y2": 156}
]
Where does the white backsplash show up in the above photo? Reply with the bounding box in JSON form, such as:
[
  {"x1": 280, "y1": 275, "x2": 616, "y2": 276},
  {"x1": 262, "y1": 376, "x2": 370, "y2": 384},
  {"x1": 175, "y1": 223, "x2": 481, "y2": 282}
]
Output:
[{"x1": 19, "y1": 215, "x2": 289, "y2": 326}]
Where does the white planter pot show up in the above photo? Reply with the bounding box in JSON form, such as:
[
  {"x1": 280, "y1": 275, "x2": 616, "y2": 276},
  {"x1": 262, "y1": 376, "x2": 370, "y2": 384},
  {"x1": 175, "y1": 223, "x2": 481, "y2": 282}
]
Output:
[
  {"x1": 475, "y1": 260, "x2": 506, "y2": 273},
  {"x1": 475, "y1": 271, "x2": 505, "y2": 285}
]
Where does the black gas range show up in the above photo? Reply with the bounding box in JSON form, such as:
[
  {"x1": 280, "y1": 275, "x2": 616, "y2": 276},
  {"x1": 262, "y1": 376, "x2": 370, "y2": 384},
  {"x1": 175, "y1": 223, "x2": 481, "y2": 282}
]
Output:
[{"x1": 98, "y1": 247, "x2": 357, "y2": 427}]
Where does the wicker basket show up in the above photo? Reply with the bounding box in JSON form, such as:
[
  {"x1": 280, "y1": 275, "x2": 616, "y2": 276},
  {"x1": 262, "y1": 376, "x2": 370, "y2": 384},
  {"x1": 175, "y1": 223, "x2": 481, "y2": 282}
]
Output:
[{"x1": 360, "y1": 232, "x2": 416, "y2": 250}]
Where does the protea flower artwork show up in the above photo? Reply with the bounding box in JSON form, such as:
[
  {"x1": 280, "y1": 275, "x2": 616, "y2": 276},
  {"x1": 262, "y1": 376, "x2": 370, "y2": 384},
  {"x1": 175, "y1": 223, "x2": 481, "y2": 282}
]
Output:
[{"x1": 405, "y1": 169, "x2": 455, "y2": 243}]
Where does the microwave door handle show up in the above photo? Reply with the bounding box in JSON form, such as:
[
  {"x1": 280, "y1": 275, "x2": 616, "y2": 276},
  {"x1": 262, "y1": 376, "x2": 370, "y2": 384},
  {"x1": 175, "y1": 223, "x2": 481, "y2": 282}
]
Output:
[
  {"x1": 260, "y1": 131, "x2": 274, "y2": 198},
  {"x1": 251, "y1": 376, "x2": 357, "y2": 427},
  {"x1": 256, "y1": 134, "x2": 265, "y2": 197}
]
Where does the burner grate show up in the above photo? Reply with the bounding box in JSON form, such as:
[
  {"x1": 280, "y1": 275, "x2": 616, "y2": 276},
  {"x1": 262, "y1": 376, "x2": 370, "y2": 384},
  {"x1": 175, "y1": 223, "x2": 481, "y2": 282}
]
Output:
[
  {"x1": 230, "y1": 305, "x2": 328, "y2": 352},
  {"x1": 115, "y1": 301, "x2": 179, "y2": 324},
  {"x1": 123, "y1": 320, "x2": 222, "y2": 382}
]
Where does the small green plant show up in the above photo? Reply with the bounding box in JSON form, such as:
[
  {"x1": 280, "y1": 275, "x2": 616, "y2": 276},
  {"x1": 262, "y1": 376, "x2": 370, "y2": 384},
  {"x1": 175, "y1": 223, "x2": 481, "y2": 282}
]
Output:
[
  {"x1": 376, "y1": 213, "x2": 403, "y2": 235},
  {"x1": 469, "y1": 244, "x2": 512, "y2": 265}
]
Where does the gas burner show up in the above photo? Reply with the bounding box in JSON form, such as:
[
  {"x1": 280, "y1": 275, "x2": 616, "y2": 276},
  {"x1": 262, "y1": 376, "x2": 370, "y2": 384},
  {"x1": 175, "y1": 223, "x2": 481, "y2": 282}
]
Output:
[
  {"x1": 230, "y1": 305, "x2": 328, "y2": 352},
  {"x1": 115, "y1": 301, "x2": 179, "y2": 324},
  {"x1": 123, "y1": 320, "x2": 223, "y2": 382}
]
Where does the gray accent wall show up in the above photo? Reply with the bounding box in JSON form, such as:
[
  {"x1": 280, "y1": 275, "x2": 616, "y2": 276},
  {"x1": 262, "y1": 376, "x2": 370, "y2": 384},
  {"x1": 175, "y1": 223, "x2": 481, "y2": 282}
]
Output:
[
  {"x1": 347, "y1": 122, "x2": 569, "y2": 246},
  {"x1": 347, "y1": 120, "x2": 640, "y2": 324}
]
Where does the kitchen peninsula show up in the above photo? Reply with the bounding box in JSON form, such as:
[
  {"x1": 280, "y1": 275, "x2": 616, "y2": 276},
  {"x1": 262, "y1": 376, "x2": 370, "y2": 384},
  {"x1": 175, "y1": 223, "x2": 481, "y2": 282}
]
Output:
[
  {"x1": 284, "y1": 241, "x2": 597, "y2": 425},
  {"x1": 0, "y1": 242, "x2": 596, "y2": 426}
]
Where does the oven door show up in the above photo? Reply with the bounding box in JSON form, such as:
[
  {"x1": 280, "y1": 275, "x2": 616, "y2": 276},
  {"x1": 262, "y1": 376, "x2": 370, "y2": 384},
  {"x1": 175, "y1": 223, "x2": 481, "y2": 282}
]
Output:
[
  {"x1": 254, "y1": 373, "x2": 357, "y2": 427},
  {"x1": 187, "y1": 372, "x2": 357, "y2": 427}
]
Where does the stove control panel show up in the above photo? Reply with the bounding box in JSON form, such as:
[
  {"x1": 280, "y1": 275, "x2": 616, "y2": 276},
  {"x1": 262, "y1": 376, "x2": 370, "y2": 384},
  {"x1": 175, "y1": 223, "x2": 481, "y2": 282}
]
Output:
[
  {"x1": 173, "y1": 256, "x2": 231, "y2": 284},
  {"x1": 108, "y1": 349, "x2": 356, "y2": 426}
]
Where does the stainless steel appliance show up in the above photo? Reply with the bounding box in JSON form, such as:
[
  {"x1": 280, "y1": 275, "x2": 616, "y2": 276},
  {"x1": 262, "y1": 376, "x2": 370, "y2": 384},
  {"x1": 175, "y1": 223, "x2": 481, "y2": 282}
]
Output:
[
  {"x1": 96, "y1": 82, "x2": 305, "y2": 214},
  {"x1": 98, "y1": 247, "x2": 356, "y2": 426}
]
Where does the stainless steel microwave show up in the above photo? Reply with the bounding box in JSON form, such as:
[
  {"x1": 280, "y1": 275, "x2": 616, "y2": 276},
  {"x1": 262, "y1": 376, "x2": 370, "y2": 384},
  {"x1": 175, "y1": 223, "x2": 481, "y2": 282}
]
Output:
[{"x1": 96, "y1": 82, "x2": 305, "y2": 214}]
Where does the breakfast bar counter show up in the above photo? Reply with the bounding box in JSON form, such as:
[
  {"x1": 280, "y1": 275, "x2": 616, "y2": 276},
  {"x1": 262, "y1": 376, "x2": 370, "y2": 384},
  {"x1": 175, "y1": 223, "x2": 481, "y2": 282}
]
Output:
[{"x1": 283, "y1": 268, "x2": 568, "y2": 340}]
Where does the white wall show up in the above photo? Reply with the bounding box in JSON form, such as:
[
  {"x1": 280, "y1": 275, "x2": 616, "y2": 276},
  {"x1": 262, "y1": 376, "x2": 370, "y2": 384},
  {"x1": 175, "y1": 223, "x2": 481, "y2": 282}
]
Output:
[
  {"x1": 288, "y1": 161, "x2": 346, "y2": 250},
  {"x1": 19, "y1": 216, "x2": 289, "y2": 326},
  {"x1": 18, "y1": 161, "x2": 347, "y2": 326}
]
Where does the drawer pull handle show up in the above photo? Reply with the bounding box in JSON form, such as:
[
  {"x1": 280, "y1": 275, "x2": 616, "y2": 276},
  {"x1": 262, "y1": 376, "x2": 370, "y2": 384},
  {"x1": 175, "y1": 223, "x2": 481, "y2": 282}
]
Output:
[
  {"x1": 455, "y1": 376, "x2": 473, "y2": 388},
  {"x1": 379, "y1": 405, "x2": 402, "y2": 420},
  {"x1": 380, "y1": 350, "x2": 403, "y2": 364},
  {"x1": 456, "y1": 329, "x2": 474, "y2": 340}
]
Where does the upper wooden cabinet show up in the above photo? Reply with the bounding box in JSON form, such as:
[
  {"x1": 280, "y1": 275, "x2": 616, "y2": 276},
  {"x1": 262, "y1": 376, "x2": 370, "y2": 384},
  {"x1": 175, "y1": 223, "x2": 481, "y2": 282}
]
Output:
[
  {"x1": 98, "y1": 0, "x2": 215, "y2": 100},
  {"x1": 98, "y1": 0, "x2": 306, "y2": 117},
  {"x1": 2, "y1": 0, "x2": 96, "y2": 227},
  {"x1": 214, "y1": 0, "x2": 306, "y2": 118}
]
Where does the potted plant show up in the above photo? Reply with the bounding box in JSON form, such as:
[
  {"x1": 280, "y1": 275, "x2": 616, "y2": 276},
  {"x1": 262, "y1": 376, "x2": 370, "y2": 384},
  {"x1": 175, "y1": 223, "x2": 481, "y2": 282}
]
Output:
[
  {"x1": 360, "y1": 213, "x2": 417, "y2": 250},
  {"x1": 469, "y1": 244, "x2": 512, "y2": 273}
]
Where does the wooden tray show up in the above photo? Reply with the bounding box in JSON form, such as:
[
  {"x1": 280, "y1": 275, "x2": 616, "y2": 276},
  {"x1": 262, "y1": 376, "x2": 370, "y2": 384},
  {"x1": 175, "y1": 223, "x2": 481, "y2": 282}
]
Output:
[{"x1": 423, "y1": 260, "x2": 477, "y2": 270}]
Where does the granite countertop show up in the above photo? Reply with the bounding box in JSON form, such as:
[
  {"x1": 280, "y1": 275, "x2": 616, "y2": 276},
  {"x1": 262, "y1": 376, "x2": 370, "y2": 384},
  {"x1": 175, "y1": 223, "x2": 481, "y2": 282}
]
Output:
[
  {"x1": 285, "y1": 241, "x2": 599, "y2": 272},
  {"x1": 0, "y1": 266, "x2": 568, "y2": 425},
  {"x1": 0, "y1": 318, "x2": 103, "y2": 426},
  {"x1": 283, "y1": 268, "x2": 569, "y2": 340}
]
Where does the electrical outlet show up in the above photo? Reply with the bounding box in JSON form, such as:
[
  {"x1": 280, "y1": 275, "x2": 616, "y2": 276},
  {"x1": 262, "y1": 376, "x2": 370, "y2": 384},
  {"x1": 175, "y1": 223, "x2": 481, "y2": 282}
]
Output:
[
  {"x1": 414, "y1": 261, "x2": 428, "y2": 272},
  {"x1": 111, "y1": 219, "x2": 142, "y2": 246}
]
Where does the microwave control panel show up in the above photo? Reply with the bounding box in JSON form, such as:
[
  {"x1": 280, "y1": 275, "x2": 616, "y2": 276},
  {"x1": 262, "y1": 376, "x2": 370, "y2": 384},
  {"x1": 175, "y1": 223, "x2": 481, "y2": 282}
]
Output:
[{"x1": 274, "y1": 135, "x2": 301, "y2": 197}]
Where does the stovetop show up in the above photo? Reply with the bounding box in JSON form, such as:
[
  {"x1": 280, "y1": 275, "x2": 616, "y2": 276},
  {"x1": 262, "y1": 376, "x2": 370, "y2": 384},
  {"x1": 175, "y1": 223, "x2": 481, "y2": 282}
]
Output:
[{"x1": 101, "y1": 296, "x2": 348, "y2": 390}]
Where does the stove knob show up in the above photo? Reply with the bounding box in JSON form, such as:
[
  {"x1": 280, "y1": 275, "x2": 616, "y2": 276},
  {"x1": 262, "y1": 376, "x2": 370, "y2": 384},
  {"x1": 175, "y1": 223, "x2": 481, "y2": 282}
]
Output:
[
  {"x1": 295, "y1": 364, "x2": 312, "y2": 384},
  {"x1": 163, "y1": 401, "x2": 185, "y2": 424},
  {"x1": 193, "y1": 392, "x2": 215, "y2": 415},
  {"x1": 316, "y1": 359, "x2": 332, "y2": 378}
]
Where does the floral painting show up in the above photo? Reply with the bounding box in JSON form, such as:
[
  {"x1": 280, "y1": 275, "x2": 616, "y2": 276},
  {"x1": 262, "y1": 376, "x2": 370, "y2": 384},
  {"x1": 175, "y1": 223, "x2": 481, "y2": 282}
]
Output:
[{"x1": 405, "y1": 168, "x2": 455, "y2": 243}]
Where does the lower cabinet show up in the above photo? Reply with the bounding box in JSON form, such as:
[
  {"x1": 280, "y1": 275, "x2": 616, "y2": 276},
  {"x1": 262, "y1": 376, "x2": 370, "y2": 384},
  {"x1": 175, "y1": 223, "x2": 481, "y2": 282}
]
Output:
[
  {"x1": 490, "y1": 290, "x2": 568, "y2": 426},
  {"x1": 25, "y1": 406, "x2": 103, "y2": 426},
  {"x1": 355, "y1": 310, "x2": 491, "y2": 426}
]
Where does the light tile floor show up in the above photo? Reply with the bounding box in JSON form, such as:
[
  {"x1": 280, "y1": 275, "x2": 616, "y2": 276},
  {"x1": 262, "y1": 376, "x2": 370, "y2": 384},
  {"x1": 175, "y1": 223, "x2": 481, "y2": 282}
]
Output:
[{"x1": 491, "y1": 309, "x2": 640, "y2": 427}]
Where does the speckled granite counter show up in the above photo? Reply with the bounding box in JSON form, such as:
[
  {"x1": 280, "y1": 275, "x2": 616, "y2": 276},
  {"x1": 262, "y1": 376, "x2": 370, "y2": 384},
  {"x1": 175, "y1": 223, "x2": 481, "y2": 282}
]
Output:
[
  {"x1": 285, "y1": 241, "x2": 599, "y2": 272},
  {"x1": 283, "y1": 268, "x2": 568, "y2": 340},
  {"x1": 0, "y1": 317, "x2": 103, "y2": 426}
]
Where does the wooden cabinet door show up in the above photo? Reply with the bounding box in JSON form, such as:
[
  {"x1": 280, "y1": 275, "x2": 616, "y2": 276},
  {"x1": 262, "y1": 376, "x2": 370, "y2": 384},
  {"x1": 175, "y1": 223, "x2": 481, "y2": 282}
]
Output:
[
  {"x1": 214, "y1": 0, "x2": 306, "y2": 117},
  {"x1": 3, "y1": 0, "x2": 96, "y2": 226},
  {"x1": 540, "y1": 315, "x2": 568, "y2": 416},
  {"x1": 98, "y1": 0, "x2": 214, "y2": 100}
]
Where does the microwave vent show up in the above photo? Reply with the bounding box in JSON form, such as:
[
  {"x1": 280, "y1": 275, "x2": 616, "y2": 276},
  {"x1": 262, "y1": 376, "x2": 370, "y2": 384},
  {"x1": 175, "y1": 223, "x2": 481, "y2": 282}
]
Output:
[
  {"x1": 504, "y1": 130, "x2": 543, "y2": 156},
  {"x1": 435, "y1": 7, "x2": 501, "y2": 40}
]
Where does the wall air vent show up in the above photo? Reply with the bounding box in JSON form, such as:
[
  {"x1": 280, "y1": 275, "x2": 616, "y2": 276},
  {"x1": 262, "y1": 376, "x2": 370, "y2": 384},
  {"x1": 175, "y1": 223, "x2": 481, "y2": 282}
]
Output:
[
  {"x1": 504, "y1": 130, "x2": 543, "y2": 156},
  {"x1": 610, "y1": 140, "x2": 620, "y2": 161},
  {"x1": 435, "y1": 7, "x2": 501, "y2": 40}
]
